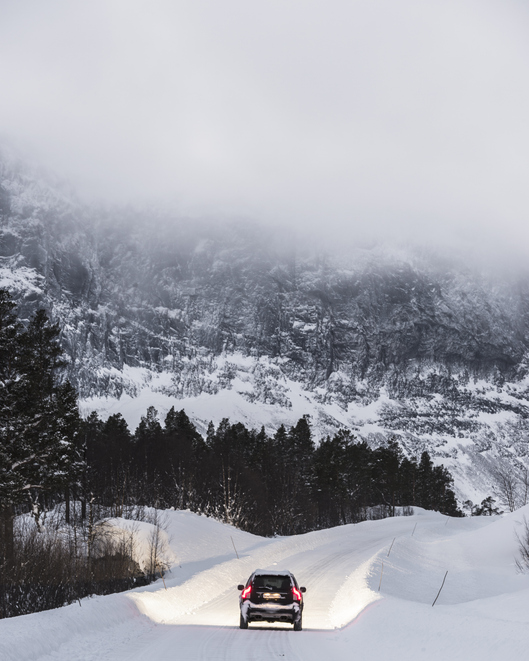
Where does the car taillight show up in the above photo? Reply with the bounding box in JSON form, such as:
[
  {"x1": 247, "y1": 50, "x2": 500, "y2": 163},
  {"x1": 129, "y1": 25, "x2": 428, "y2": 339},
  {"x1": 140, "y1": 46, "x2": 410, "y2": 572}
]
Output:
[
  {"x1": 242, "y1": 585, "x2": 252, "y2": 599},
  {"x1": 292, "y1": 586, "x2": 302, "y2": 601}
]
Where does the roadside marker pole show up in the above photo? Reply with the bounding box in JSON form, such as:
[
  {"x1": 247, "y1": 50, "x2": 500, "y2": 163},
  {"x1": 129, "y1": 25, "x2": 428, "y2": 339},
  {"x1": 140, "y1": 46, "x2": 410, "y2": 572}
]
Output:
[
  {"x1": 378, "y1": 561, "x2": 384, "y2": 592},
  {"x1": 387, "y1": 537, "x2": 395, "y2": 557},
  {"x1": 412, "y1": 522, "x2": 418, "y2": 536},
  {"x1": 432, "y1": 571, "x2": 448, "y2": 607},
  {"x1": 231, "y1": 536, "x2": 240, "y2": 559}
]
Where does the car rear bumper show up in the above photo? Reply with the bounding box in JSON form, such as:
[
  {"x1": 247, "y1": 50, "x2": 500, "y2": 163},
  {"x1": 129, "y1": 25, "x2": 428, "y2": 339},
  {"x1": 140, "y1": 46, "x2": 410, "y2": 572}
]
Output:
[{"x1": 243, "y1": 601, "x2": 301, "y2": 623}]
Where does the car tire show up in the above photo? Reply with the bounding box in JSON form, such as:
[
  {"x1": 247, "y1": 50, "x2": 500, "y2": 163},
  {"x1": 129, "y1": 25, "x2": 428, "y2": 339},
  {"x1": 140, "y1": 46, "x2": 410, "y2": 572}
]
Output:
[
  {"x1": 240, "y1": 613, "x2": 248, "y2": 629},
  {"x1": 293, "y1": 616, "x2": 302, "y2": 631}
]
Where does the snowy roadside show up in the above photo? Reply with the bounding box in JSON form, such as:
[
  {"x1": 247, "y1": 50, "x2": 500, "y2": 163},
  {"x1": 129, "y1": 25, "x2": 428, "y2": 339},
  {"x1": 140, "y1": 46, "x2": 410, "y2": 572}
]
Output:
[{"x1": 2, "y1": 507, "x2": 529, "y2": 661}]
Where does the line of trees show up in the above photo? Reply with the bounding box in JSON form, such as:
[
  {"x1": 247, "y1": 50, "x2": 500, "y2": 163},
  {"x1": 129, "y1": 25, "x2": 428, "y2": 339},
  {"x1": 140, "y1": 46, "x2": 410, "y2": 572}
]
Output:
[{"x1": 83, "y1": 408, "x2": 463, "y2": 536}]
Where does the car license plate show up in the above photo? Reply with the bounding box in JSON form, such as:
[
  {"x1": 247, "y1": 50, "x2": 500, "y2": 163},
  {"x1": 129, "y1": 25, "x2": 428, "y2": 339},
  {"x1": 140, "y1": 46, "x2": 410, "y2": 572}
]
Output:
[{"x1": 263, "y1": 592, "x2": 281, "y2": 599}]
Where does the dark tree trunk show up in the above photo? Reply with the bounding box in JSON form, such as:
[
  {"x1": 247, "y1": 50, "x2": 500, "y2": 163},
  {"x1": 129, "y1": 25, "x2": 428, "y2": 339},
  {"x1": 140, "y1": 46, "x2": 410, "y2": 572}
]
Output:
[
  {"x1": 0, "y1": 505, "x2": 14, "y2": 568},
  {"x1": 65, "y1": 487, "x2": 70, "y2": 525}
]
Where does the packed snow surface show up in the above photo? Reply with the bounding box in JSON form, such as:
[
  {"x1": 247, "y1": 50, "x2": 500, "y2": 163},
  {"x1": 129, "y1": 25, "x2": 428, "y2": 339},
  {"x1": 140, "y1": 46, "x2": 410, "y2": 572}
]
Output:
[{"x1": 2, "y1": 507, "x2": 529, "y2": 660}]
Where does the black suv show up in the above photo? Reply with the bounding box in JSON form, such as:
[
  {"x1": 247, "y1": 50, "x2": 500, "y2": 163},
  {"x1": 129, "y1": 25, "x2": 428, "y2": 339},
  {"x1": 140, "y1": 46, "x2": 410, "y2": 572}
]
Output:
[{"x1": 237, "y1": 570, "x2": 306, "y2": 630}]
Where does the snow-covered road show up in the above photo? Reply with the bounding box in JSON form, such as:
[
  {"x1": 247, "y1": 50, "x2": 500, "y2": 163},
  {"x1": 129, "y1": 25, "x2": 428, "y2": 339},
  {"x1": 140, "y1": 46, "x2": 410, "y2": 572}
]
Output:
[{"x1": 3, "y1": 507, "x2": 529, "y2": 661}]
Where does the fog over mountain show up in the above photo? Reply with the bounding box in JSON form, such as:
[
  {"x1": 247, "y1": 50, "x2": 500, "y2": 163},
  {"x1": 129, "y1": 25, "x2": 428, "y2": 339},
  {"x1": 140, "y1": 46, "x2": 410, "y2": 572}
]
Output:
[
  {"x1": 1, "y1": 1, "x2": 529, "y2": 256},
  {"x1": 2, "y1": 1, "x2": 529, "y2": 506}
]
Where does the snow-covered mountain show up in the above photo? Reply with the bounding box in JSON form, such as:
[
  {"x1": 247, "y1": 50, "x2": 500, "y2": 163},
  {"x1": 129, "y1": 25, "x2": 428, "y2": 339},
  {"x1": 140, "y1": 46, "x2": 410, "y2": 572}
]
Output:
[{"x1": 2, "y1": 148, "x2": 529, "y2": 505}]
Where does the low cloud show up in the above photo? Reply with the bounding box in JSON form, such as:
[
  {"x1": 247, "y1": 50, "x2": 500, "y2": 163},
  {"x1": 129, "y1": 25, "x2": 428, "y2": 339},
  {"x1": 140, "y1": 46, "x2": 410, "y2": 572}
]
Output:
[{"x1": 1, "y1": 0, "x2": 529, "y2": 257}]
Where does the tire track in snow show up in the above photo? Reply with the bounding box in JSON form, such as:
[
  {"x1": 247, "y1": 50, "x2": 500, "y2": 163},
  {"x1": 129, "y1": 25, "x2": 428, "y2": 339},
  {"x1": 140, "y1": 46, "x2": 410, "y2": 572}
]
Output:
[{"x1": 195, "y1": 625, "x2": 304, "y2": 661}]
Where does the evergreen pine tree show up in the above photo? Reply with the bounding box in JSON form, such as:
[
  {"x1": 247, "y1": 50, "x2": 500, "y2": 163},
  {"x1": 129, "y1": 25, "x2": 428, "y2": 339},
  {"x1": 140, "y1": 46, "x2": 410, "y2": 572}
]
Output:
[
  {"x1": 0, "y1": 289, "x2": 22, "y2": 565},
  {"x1": 134, "y1": 406, "x2": 164, "y2": 504},
  {"x1": 14, "y1": 308, "x2": 82, "y2": 526},
  {"x1": 0, "y1": 296, "x2": 82, "y2": 544}
]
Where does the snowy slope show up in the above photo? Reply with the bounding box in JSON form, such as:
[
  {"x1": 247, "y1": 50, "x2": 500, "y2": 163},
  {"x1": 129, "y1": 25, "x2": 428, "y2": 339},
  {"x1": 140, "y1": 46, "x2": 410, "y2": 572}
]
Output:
[{"x1": 2, "y1": 507, "x2": 529, "y2": 660}]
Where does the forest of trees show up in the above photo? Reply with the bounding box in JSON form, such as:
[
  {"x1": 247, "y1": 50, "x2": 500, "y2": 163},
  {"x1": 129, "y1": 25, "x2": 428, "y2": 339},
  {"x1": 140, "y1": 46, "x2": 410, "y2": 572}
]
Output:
[
  {"x1": 83, "y1": 408, "x2": 462, "y2": 537},
  {"x1": 0, "y1": 287, "x2": 463, "y2": 617}
]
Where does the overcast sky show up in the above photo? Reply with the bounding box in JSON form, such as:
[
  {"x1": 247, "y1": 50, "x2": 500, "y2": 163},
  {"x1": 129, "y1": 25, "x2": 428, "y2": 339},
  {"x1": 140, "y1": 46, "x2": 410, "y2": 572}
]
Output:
[{"x1": 1, "y1": 0, "x2": 529, "y2": 255}]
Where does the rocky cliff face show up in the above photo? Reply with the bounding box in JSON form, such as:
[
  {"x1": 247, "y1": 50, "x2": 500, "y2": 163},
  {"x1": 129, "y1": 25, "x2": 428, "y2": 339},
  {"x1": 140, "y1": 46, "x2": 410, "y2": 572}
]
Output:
[{"x1": 2, "y1": 150, "x2": 529, "y2": 506}]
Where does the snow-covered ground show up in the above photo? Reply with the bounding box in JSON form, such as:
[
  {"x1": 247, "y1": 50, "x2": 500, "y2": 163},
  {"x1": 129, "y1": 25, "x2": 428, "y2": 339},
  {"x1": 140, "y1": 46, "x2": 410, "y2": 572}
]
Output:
[{"x1": 2, "y1": 507, "x2": 529, "y2": 660}]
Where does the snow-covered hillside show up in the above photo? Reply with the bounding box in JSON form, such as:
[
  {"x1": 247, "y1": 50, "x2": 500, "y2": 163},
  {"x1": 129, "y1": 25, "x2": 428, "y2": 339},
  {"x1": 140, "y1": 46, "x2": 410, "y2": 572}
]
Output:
[{"x1": 1, "y1": 508, "x2": 529, "y2": 660}]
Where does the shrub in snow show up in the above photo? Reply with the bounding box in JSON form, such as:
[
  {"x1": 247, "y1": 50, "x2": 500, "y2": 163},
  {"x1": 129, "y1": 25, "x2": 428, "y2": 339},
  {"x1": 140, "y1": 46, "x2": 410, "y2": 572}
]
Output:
[
  {"x1": 95, "y1": 516, "x2": 176, "y2": 576},
  {"x1": 515, "y1": 516, "x2": 529, "y2": 573}
]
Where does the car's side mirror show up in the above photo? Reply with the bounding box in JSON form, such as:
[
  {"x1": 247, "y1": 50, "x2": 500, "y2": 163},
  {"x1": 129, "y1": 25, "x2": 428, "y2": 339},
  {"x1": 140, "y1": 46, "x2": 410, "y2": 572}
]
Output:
[
  {"x1": 300, "y1": 587, "x2": 306, "y2": 593},
  {"x1": 237, "y1": 584, "x2": 244, "y2": 590}
]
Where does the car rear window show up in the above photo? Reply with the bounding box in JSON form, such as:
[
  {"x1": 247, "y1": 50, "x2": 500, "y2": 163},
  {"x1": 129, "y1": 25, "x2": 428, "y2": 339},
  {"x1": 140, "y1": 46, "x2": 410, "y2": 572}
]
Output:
[{"x1": 253, "y1": 575, "x2": 291, "y2": 591}]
